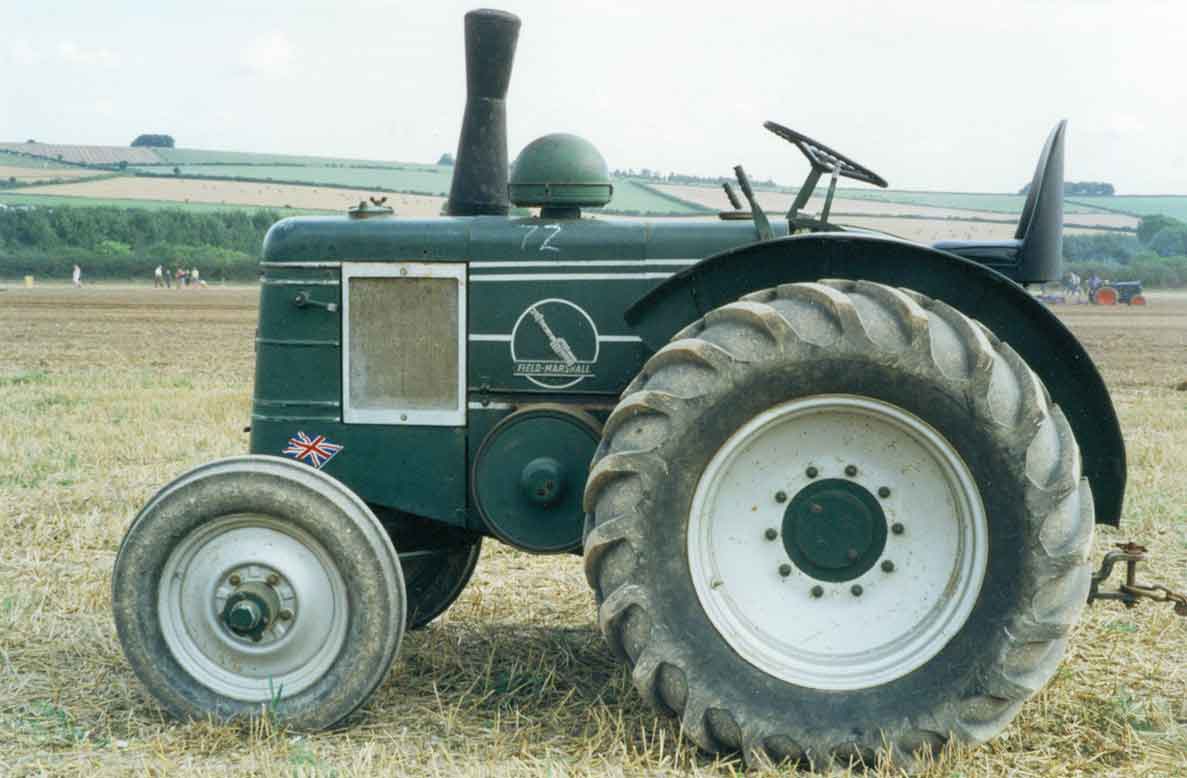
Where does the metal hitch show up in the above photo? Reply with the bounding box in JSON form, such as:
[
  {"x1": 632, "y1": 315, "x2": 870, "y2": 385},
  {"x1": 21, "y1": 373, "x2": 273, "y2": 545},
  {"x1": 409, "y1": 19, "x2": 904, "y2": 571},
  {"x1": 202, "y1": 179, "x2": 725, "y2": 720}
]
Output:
[{"x1": 1087, "y1": 542, "x2": 1187, "y2": 617}]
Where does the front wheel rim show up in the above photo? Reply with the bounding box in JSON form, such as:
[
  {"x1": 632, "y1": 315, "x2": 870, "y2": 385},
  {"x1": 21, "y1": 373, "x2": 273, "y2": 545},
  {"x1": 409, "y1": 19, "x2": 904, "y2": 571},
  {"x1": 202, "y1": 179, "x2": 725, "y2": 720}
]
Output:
[
  {"x1": 688, "y1": 394, "x2": 988, "y2": 691},
  {"x1": 158, "y1": 514, "x2": 350, "y2": 702}
]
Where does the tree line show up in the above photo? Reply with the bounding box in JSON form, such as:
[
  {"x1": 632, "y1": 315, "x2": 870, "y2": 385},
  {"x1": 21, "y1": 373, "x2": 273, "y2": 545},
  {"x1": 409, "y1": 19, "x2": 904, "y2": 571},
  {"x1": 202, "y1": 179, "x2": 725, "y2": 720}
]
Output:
[
  {"x1": 0, "y1": 207, "x2": 281, "y2": 282},
  {"x1": 1063, "y1": 215, "x2": 1187, "y2": 286}
]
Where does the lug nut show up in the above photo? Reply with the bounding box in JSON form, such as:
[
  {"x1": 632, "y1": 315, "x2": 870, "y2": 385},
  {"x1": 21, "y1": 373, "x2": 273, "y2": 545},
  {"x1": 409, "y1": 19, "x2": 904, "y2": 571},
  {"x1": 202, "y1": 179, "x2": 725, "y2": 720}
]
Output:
[
  {"x1": 810, "y1": 585, "x2": 824, "y2": 598},
  {"x1": 845, "y1": 464, "x2": 858, "y2": 477},
  {"x1": 846, "y1": 548, "x2": 859, "y2": 561},
  {"x1": 881, "y1": 560, "x2": 896, "y2": 573},
  {"x1": 878, "y1": 486, "x2": 891, "y2": 498},
  {"x1": 806, "y1": 466, "x2": 819, "y2": 479},
  {"x1": 850, "y1": 584, "x2": 863, "y2": 597},
  {"x1": 778, "y1": 563, "x2": 792, "y2": 577},
  {"x1": 891, "y1": 522, "x2": 905, "y2": 535},
  {"x1": 228, "y1": 574, "x2": 241, "y2": 587},
  {"x1": 266, "y1": 573, "x2": 280, "y2": 586},
  {"x1": 775, "y1": 490, "x2": 788, "y2": 503},
  {"x1": 764, "y1": 528, "x2": 778, "y2": 541},
  {"x1": 810, "y1": 503, "x2": 824, "y2": 514},
  {"x1": 278, "y1": 608, "x2": 294, "y2": 621}
]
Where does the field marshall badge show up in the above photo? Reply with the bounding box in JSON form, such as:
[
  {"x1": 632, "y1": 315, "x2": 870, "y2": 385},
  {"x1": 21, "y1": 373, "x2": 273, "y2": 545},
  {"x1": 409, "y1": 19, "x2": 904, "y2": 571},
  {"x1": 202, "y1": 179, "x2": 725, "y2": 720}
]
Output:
[{"x1": 511, "y1": 298, "x2": 599, "y2": 389}]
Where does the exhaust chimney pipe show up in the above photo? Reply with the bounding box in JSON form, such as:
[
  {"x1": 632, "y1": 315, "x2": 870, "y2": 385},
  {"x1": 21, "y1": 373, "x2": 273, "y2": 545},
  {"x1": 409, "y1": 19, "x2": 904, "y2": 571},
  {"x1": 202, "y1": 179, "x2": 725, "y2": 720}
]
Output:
[{"x1": 446, "y1": 9, "x2": 521, "y2": 217}]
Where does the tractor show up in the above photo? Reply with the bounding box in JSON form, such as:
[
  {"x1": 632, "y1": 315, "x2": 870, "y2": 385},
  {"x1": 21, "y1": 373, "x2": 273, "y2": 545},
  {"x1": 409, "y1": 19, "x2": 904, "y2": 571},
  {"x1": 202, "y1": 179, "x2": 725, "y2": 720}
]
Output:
[{"x1": 112, "y1": 8, "x2": 1177, "y2": 770}]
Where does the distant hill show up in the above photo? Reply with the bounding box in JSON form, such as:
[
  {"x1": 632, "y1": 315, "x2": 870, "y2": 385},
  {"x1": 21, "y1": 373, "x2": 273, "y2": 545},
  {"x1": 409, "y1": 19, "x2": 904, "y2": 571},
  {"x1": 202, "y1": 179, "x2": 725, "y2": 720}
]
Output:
[
  {"x1": 0, "y1": 141, "x2": 711, "y2": 217},
  {"x1": 2, "y1": 140, "x2": 1186, "y2": 225}
]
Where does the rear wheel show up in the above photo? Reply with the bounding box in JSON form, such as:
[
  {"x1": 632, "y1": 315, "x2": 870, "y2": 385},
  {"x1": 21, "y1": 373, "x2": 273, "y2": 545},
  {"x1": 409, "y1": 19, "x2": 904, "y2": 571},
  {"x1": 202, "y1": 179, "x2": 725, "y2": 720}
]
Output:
[
  {"x1": 113, "y1": 456, "x2": 405, "y2": 731},
  {"x1": 583, "y1": 280, "x2": 1093, "y2": 769}
]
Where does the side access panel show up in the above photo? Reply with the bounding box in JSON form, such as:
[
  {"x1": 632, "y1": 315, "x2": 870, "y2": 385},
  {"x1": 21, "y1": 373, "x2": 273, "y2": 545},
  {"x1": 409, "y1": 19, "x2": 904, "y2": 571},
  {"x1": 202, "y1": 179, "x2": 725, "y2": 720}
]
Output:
[{"x1": 626, "y1": 233, "x2": 1126, "y2": 526}]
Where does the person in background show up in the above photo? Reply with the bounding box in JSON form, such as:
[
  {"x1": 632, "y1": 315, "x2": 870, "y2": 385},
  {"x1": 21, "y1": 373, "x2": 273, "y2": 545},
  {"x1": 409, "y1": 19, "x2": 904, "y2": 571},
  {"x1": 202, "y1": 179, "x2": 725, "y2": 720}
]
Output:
[
  {"x1": 163, "y1": 264, "x2": 172, "y2": 288},
  {"x1": 154, "y1": 265, "x2": 164, "y2": 288},
  {"x1": 190, "y1": 267, "x2": 200, "y2": 288},
  {"x1": 72, "y1": 264, "x2": 82, "y2": 287},
  {"x1": 176, "y1": 267, "x2": 187, "y2": 288}
]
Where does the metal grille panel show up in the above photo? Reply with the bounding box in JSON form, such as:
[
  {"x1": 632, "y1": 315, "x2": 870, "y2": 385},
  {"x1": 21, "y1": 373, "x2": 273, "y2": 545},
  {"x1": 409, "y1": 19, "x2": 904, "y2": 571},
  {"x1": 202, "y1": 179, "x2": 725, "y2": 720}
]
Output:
[{"x1": 347, "y1": 276, "x2": 459, "y2": 415}]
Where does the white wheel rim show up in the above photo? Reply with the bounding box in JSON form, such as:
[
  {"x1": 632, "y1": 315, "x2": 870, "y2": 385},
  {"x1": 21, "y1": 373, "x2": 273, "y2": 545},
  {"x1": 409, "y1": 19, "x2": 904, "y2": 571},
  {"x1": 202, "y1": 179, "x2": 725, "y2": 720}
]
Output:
[
  {"x1": 159, "y1": 514, "x2": 349, "y2": 702},
  {"x1": 688, "y1": 394, "x2": 988, "y2": 691}
]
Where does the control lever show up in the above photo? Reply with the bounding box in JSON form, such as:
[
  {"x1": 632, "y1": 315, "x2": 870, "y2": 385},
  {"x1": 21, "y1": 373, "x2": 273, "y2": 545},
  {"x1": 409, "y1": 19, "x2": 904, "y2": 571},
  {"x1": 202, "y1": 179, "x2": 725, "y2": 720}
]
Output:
[
  {"x1": 733, "y1": 165, "x2": 773, "y2": 242},
  {"x1": 721, "y1": 181, "x2": 744, "y2": 210},
  {"x1": 819, "y1": 163, "x2": 842, "y2": 225},
  {"x1": 293, "y1": 291, "x2": 339, "y2": 313}
]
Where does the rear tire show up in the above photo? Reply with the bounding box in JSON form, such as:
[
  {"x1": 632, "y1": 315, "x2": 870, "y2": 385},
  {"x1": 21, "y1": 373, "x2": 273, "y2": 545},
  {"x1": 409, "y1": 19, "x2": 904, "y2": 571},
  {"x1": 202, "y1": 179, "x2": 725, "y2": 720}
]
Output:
[
  {"x1": 583, "y1": 280, "x2": 1093, "y2": 769},
  {"x1": 113, "y1": 455, "x2": 405, "y2": 731}
]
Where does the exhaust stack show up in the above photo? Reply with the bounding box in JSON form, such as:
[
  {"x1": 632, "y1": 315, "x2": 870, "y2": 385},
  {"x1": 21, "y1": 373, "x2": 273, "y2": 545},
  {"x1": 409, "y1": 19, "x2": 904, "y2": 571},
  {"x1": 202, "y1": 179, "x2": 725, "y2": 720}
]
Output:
[{"x1": 446, "y1": 9, "x2": 521, "y2": 217}]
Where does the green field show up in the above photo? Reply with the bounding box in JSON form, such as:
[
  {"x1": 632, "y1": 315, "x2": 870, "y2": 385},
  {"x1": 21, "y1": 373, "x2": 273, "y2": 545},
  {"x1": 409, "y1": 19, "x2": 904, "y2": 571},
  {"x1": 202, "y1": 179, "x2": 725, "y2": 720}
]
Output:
[
  {"x1": 830, "y1": 189, "x2": 1093, "y2": 215},
  {"x1": 129, "y1": 165, "x2": 707, "y2": 215},
  {"x1": 133, "y1": 163, "x2": 455, "y2": 195},
  {"x1": 150, "y1": 147, "x2": 440, "y2": 169},
  {"x1": 0, "y1": 192, "x2": 328, "y2": 215},
  {"x1": 1068, "y1": 195, "x2": 1187, "y2": 221},
  {"x1": 10, "y1": 142, "x2": 1185, "y2": 220},
  {"x1": 0, "y1": 150, "x2": 75, "y2": 169},
  {"x1": 828, "y1": 188, "x2": 1187, "y2": 220}
]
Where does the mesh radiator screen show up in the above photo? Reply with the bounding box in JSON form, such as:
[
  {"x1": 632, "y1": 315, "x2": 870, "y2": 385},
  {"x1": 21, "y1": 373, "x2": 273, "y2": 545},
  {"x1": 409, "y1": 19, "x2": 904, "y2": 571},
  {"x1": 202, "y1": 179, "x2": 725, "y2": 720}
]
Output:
[{"x1": 347, "y1": 276, "x2": 459, "y2": 412}]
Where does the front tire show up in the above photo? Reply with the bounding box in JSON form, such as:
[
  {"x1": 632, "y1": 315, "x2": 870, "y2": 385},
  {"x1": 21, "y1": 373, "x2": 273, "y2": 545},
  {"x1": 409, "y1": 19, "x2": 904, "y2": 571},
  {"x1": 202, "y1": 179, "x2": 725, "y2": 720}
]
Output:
[
  {"x1": 113, "y1": 455, "x2": 405, "y2": 731},
  {"x1": 583, "y1": 281, "x2": 1093, "y2": 768}
]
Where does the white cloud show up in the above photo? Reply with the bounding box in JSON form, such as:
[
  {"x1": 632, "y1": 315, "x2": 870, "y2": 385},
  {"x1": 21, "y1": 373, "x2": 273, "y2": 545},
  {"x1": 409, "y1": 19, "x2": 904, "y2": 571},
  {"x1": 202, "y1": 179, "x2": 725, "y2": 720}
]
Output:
[
  {"x1": 1106, "y1": 114, "x2": 1146, "y2": 136},
  {"x1": 240, "y1": 31, "x2": 295, "y2": 78},
  {"x1": 56, "y1": 40, "x2": 119, "y2": 66},
  {"x1": 9, "y1": 41, "x2": 37, "y2": 66}
]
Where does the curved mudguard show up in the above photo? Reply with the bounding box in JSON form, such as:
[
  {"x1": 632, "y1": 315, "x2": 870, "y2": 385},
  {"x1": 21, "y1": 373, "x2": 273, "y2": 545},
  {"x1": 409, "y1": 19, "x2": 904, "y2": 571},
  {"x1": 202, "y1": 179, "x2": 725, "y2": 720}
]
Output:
[{"x1": 625, "y1": 232, "x2": 1126, "y2": 525}]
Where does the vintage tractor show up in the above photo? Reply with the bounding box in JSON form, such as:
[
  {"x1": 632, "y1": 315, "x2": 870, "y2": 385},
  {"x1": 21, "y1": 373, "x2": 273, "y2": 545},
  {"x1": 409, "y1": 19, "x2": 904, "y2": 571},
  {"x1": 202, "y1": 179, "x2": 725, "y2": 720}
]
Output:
[
  {"x1": 112, "y1": 8, "x2": 1178, "y2": 769},
  {"x1": 1090, "y1": 279, "x2": 1146, "y2": 305}
]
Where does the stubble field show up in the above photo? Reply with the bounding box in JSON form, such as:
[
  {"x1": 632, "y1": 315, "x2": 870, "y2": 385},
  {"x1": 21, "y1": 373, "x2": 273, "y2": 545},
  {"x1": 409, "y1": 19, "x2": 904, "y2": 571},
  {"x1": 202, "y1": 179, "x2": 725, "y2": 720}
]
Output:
[{"x1": 0, "y1": 285, "x2": 1184, "y2": 777}]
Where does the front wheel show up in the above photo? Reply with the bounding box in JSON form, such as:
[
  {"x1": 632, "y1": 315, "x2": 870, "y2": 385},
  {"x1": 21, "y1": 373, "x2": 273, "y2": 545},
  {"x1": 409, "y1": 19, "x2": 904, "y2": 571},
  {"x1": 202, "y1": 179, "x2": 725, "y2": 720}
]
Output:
[
  {"x1": 583, "y1": 280, "x2": 1094, "y2": 769},
  {"x1": 113, "y1": 456, "x2": 405, "y2": 731}
]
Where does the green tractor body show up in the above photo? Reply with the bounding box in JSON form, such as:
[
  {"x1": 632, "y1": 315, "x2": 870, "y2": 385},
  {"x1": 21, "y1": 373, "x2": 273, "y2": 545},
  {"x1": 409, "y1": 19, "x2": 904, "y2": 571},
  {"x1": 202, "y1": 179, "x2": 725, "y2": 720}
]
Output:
[{"x1": 113, "y1": 7, "x2": 1135, "y2": 767}]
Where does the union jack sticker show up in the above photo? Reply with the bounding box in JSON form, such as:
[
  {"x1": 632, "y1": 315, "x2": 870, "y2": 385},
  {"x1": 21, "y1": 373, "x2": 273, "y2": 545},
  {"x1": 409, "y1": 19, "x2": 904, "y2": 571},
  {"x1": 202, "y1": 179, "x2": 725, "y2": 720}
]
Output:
[{"x1": 282, "y1": 431, "x2": 344, "y2": 469}]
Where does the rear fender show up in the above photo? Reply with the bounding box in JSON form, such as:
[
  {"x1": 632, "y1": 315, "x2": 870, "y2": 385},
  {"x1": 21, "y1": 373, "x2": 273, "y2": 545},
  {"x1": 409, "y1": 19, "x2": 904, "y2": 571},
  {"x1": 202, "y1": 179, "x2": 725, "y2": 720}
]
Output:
[{"x1": 625, "y1": 232, "x2": 1126, "y2": 525}]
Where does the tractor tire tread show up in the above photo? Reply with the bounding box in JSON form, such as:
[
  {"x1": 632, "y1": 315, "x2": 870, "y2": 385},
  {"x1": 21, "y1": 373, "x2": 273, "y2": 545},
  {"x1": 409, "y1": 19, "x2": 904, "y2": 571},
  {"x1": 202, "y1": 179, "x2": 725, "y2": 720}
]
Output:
[{"x1": 583, "y1": 280, "x2": 1092, "y2": 770}]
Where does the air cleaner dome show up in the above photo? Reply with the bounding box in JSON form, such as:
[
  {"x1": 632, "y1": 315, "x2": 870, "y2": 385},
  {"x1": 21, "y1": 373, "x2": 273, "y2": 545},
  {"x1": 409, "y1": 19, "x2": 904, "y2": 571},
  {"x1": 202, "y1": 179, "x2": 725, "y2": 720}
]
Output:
[{"x1": 508, "y1": 133, "x2": 613, "y2": 210}]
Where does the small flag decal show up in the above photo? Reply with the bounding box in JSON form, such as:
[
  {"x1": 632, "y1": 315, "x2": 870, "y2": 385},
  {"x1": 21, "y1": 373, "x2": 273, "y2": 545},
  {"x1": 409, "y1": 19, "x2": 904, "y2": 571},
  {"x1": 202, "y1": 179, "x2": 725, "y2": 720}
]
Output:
[{"x1": 282, "y1": 431, "x2": 344, "y2": 469}]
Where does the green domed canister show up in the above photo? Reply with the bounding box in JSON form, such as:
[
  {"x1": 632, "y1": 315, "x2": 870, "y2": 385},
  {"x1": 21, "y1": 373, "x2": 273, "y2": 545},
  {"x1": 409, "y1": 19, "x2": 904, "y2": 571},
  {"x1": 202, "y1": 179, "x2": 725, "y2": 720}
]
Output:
[{"x1": 508, "y1": 133, "x2": 613, "y2": 211}]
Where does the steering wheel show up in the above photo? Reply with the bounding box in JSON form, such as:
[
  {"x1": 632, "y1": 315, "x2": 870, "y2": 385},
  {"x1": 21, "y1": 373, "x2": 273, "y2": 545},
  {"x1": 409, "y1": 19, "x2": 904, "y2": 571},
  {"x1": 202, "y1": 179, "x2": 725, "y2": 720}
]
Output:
[{"x1": 764, "y1": 120, "x2": 888, "y2": 188}]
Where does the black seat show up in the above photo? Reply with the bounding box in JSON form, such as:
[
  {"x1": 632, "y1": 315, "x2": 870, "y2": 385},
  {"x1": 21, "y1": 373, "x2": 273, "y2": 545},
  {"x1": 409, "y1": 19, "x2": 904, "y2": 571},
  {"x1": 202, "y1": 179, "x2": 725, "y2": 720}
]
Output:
[
  {"x1": 931, "y1": 238, "x2": 1021, "y2": 266},
  {"x1": 931, "y1": 121, "x2": 1066, "y2": 281}
]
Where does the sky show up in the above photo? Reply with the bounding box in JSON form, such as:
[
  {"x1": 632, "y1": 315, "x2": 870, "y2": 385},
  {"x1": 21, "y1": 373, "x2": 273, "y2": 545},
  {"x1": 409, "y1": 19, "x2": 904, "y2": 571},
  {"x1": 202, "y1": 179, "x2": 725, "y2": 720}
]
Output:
[{"x1": 2, "y1": 0, "x2": 1185, "y2": 194}]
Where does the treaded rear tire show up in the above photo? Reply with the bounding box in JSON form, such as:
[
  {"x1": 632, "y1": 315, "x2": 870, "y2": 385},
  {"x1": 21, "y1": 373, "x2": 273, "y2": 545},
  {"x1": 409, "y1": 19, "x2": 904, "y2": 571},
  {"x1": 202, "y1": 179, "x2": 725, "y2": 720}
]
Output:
[{"x1": 582, "y1": 280, "x2": 1093, "y2": 769}]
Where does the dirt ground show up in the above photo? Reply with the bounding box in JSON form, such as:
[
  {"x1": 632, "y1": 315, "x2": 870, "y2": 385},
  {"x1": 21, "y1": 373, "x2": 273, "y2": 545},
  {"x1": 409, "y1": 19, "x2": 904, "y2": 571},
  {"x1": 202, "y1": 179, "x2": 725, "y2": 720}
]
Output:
[
  {"x1": 0, "y1": 284, "x2": 1183, "y2": 777},
  {"x1": 18, "y1": 176, "x2": 447, "y2": 216}
]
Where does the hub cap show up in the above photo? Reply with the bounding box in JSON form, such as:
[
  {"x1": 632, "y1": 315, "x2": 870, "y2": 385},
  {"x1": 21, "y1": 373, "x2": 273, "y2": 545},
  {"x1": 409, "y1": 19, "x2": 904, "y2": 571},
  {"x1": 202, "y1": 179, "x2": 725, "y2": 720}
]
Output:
[
  {"x1": 783, "y1": 479, "x2": 888, "y2": 582},
  {"x1": 688, "y1": 395, "x2": 988, "y2": 690},
  {"x1": 158, "y1": 514, "x2": 349, "y2": 702}
]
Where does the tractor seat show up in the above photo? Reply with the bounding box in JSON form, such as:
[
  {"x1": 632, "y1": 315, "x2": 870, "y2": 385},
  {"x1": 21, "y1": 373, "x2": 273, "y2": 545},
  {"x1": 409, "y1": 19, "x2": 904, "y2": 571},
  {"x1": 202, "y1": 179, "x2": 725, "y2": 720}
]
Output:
[{"x1": 932, "y1": 239, "x2": 1021, "y2": 265}]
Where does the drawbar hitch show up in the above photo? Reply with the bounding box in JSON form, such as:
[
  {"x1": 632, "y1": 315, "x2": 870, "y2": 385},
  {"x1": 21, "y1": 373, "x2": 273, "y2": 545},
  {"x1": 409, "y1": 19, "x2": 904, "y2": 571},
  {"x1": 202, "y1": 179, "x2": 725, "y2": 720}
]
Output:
[{"x1": 1087, "y1": 542, "x2": 1187, "y2": 617}]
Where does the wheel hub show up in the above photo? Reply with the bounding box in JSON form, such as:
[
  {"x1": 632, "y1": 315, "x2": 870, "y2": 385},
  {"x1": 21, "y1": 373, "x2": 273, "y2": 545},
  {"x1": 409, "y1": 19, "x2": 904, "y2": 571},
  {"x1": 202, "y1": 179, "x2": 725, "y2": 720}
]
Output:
[
  {"x1": 687, "y1": 394, "x2": 988, "y2": 690},
  {"x1": 221, "y1": 580, "x2": 283, "y2": 642},
  {"x1": 783, "y1": 479, "x2": 887, "y2": 582},
  {"x1": 159, "y1": 515, "x2": 347, "y2": 701}
]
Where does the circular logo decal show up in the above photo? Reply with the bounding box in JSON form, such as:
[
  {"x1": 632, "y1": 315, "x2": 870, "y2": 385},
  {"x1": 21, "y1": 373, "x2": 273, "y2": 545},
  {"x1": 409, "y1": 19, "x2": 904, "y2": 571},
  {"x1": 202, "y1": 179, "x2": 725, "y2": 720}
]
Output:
[{"x1": 510, "y1": 298, "x2": 599, "y2": 389}]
